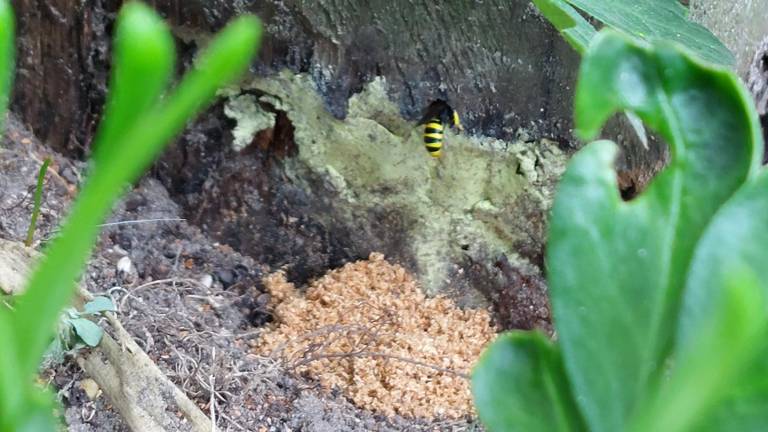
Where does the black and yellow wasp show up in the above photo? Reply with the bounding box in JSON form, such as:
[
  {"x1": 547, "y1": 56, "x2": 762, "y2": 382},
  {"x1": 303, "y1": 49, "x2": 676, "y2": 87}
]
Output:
[{"x1": 416, "y1": 100, "x2": 463, "y2": 158}]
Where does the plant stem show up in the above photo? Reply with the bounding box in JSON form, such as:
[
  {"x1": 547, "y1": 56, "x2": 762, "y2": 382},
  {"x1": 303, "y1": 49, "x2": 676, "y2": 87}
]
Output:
[{"x1": 25, "y1": 157, "x2": 50, "y2": 247}]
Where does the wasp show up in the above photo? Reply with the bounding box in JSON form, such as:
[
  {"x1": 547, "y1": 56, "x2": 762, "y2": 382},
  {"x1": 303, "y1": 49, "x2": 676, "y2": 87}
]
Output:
[{"x1": 417, "y1": 100, "x2": 463, "y2": 158}]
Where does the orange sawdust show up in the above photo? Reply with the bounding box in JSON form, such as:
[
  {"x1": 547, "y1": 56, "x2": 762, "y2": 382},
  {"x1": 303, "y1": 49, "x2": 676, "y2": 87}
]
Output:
[{"x1": 255, "y1": 253, "x2": 497, "y2": 420}]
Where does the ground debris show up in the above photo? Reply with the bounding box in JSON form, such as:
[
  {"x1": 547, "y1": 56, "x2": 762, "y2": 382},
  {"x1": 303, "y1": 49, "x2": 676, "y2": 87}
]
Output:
[{"x1": 257, "y1": 253, "x2": 497, "y2": 420}]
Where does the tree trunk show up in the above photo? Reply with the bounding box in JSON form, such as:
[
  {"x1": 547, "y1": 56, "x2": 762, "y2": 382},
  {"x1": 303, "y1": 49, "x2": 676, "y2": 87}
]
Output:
[{"x1": 11, "y1": 0, "x2": 579, "y2": 156}]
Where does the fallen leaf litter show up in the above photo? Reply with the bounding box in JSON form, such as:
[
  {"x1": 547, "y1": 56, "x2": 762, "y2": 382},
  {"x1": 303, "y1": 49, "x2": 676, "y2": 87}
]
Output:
[{"x1": 255, "y1": 253, "x2": 497, "y2": 420}]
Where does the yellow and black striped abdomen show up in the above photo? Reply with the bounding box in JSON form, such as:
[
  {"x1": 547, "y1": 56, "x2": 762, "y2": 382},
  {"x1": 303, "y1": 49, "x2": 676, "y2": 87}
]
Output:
[{"x1": 423, "y1": 117, "x2": 444, "y2": 158}]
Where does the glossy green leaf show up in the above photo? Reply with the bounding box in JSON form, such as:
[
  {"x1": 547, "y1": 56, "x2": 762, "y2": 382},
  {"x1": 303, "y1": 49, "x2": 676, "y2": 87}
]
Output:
[
  {"x1": 12, "y1": 8, "x2": 262, "y2": 384},
  {"x1": 567, "y1": 0, "x2": 733, "y2": 66},
  {"x1": 631, "y1": 269, "x2": 767, "y2": 432},
  {"x1": 672, "y1": 169, "x2": 768, "y2": 431},
  {"x1": 91, "y1": 1, "x2": 175, "y2": 166},
  {"x1": 547, "y1": 31, "x2": 761, "y2": 432},
  {"x1": 0, "y1": 0, "x2": 14, "y2": 133},
  {"x1": 472, "y1": 332, "x2": 585, "y2": 432},
  {"x1": 531, "y1": 0, "x2": 596, "y2": 54}
]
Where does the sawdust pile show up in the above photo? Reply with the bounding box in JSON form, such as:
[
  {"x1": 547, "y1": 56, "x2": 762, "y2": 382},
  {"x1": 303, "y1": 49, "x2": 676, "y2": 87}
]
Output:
[{"x1": 255, "y1": 253, "x2": 496, "y2": 420}]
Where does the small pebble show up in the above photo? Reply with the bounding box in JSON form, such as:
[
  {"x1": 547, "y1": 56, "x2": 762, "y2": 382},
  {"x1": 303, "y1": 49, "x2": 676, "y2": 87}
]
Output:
[
  {"x1": 123, "y1": 194, "x2": 147, "y2": 212},
  {"x1": 151, "y1": 263, "x2": 171, "y2": 279},
  {"x1": 116, "y1": 256, "x2": 133, "y2": 274},
  {"x1": 256, "y1": 293, "x2": 271, "y2": 307},
  {"x1": 214, "y1": 269, "x2": 235, "y2": 288},
  {"x1": 163, "y1": 246, "x2": 179, "y2": 259},
  {"x1": 80, "y1": 379, "x2": 101, "y2": 400},
  {"x1": 199, "y1": 274, "x2": 213, "y2": 289}
]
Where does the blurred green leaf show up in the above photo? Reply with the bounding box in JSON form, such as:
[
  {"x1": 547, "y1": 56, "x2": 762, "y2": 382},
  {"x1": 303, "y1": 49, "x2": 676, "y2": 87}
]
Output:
[
  {"x1": 15, "y1": 412, "x2": 58, "y2": 432},
  {"x1": 91, "y1": 1, "x2": 175, "y2": 166},
  {"x1": 564, "y1": 0, "x2": 734, "y2": 66},
  {"x1": 672, "y1": 169, "x2": 768, "y2": 431},
  {"x1": 533, "y1": 0, "x2": 733, "y2": 66},
  {"x1": 0, "y1": 0, "x2": 14, "y2": 133},
  {"x1": 631, "y1": 269, "x2": 767, "y2": 432},
  {"x1": 532, "y1": 0, "x2": 596, "y2": 53},
  {"x1": 0, "y1": 310, "x2": 22, "y2": 421},
  {"x1": 13, "y1": 391, "x2": 59, "y2": 432},
  {"x1": 547, "y1": 31, "x2": 760, "y2": 431},
  {"x1": 472, "y1": 332, "x2": 585, "y2": 432}
]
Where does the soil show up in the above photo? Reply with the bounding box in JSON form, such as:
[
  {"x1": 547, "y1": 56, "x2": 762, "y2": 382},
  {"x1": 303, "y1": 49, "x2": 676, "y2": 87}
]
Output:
[{"x1": 1, "y1": 114, "x2": 486, "y2": 431}]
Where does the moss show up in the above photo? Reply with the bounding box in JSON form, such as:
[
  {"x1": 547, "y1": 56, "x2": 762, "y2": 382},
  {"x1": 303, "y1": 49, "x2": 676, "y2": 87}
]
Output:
[{"x1": 227, "y1": 70, "x2": 567, "y2": 296}]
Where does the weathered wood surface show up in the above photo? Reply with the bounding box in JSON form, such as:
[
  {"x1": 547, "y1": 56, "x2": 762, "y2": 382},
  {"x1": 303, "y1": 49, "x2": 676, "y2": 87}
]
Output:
[{"x1": 11, "y1": 0, "x2": 579, "y2": 156}]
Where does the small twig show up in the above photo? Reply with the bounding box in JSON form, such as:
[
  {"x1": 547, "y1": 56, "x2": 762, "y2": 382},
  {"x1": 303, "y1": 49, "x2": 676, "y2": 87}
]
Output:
[
  {"x1": 117, "y1": 278, "x2": 201, "y2": 312},
  {"x1": 172, "y1": 245, "x2": 183, "y2": 289},
  {"x1": 168, "y1": 344, "x2": 197, "y2": 392},
  {"x1": 132, "y1": 277, "x2": 208, "y2": 293},
  {"x1": 47, "y1": 217, "x2": 186, "y2": 236},
  {"x1": 219, "y1": 413, "x2": 246, "y2": 431},
  {"x1": 210, "y1": 347, "x2": 217, "y2": 432},
  {"x1": 293, "y1": 351, "x2": 470, "y2": 380},
  {"x1": 1, "y1": 298, "x2": 14, "y2": 311},
  {"x1": 269, "y1": 323, "x2": 370, "y2": 358},
  {"x1": 81, "y1": 402, "x2": 96, "y2": 422},
  {"x1": 98, "y1": 217, "x2": 186, "y2": 228}
]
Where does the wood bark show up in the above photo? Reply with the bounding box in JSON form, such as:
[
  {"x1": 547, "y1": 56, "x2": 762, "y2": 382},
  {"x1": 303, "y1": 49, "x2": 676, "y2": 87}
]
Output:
[{"x1": 11, "y1": 0, "x2": 580, "y2": 156}]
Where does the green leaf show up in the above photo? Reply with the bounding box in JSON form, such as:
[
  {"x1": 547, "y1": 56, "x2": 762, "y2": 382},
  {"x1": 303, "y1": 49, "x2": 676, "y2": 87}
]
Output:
[
  {"x1": 24, "y1": 158, "x2": 51, "y2": 247},
  {"x1": 12, "y1": 8, "x2": 262, "y2": 382},
  {"x1": 90, "y1": 1, "x2": 175, "y2": 166},
  {"x1": 14, "y1": 411, "x2": 57, "y2": 432},
  {"x1": 630, "y1": 269, "x2": 767, "y2": 432},
  {"x1": 83, "y1": 296, "x2": 116, "y2": 315},
  {"x1": 547, "y1": 31, "x2": 761, "y2": 432},
  {"x1": 532, "y1": 0, "x2": 596, "y2": 53},
  {"x1": 672, "y1": 169, "x2": 768, "y2": 431},
  {"x1": 564, "y1": 0, "x2": 734, "y2": 66},
  {"x1": 0, "y1": 0, "x2": 13, "y2": 134},
  {"x1": 68, "y1": 318, "x2": 104, "y2": 347},
  {"x1": 472, "y1": 332, "x2": 585, "y2": 432},
  {"x1": 0, "y1": 310, "x2": 22, "y2": 418},
  {"x1": 12, "y1": 391, "x2": 59, "y2": 432}
]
